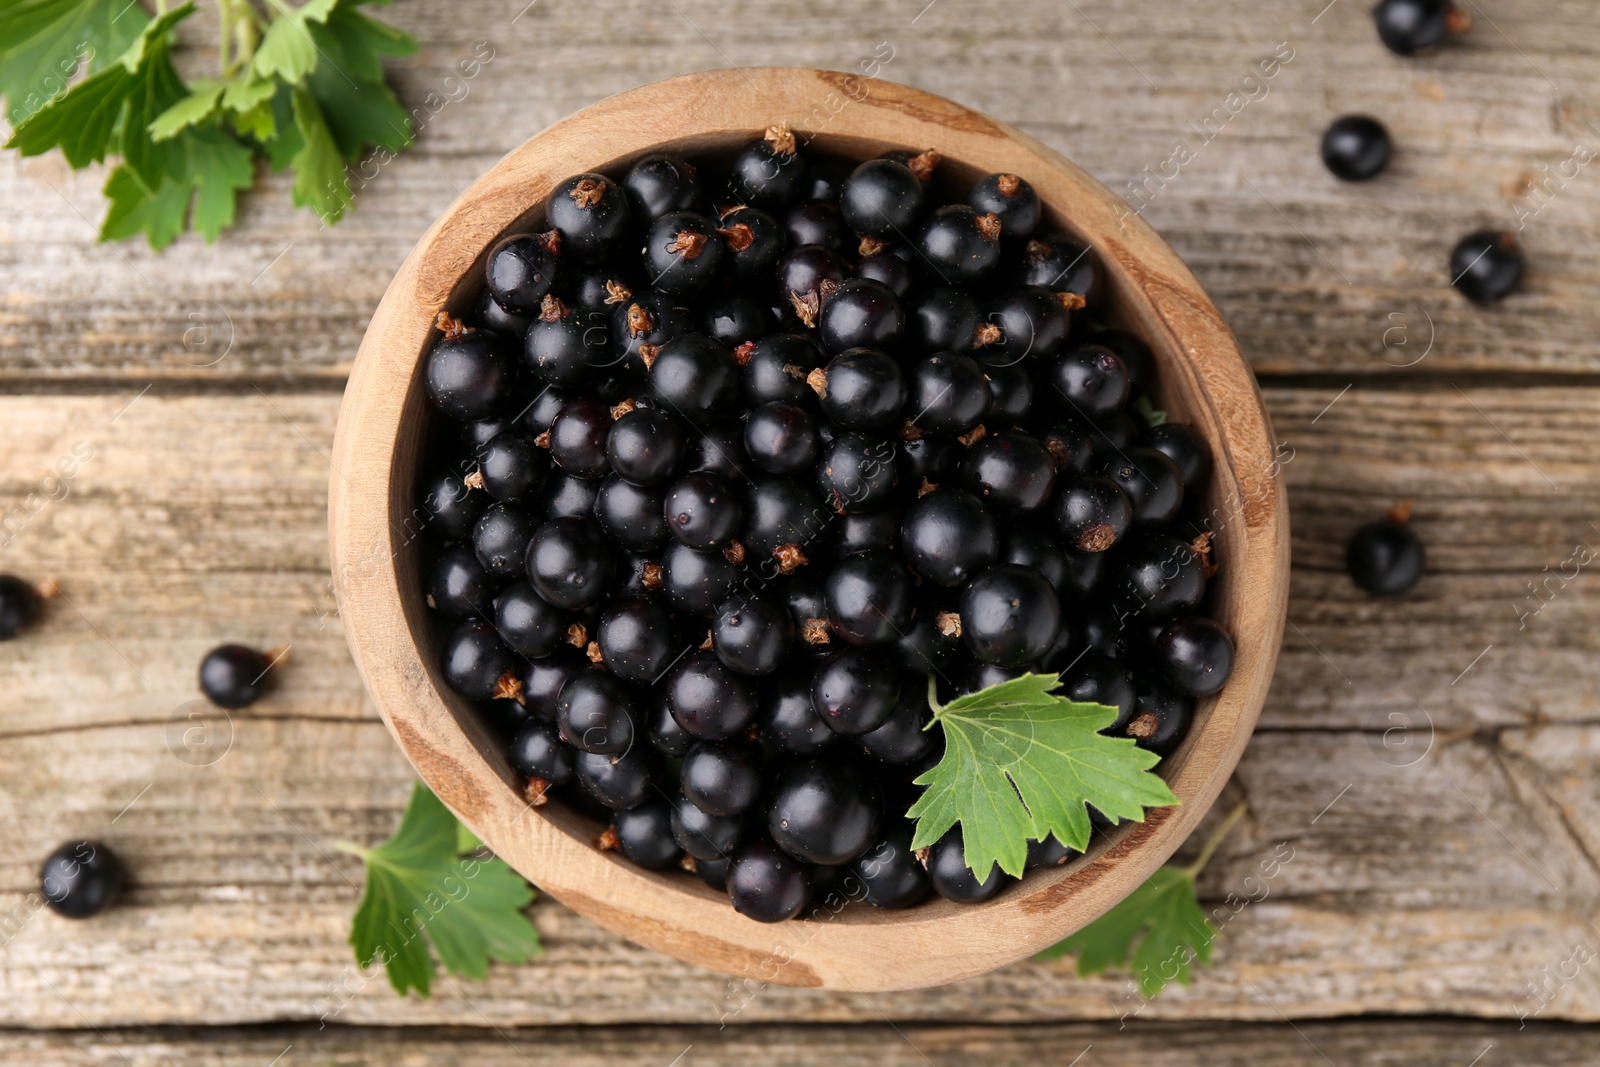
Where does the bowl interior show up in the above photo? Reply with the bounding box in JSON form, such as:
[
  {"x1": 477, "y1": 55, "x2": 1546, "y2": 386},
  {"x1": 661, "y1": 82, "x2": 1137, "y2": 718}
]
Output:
[{"x1": 334, "y1": 68, "x2": 1287, "y2": 991}]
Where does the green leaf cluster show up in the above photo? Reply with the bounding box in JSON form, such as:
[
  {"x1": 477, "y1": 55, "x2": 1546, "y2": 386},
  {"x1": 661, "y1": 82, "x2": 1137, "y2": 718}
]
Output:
[
  {"x1": 1037, "y1": 866, "x2": 1214, "y2": 997},
  {"x1": 908, "y1": 673, "x2": 1179, "y2": 882},
  {"x1": 1, "y1": 0, "x2": 415, "y2": 247},
  {"x1": 337, "y1": 783, "x2": 542, "y2": 997}
]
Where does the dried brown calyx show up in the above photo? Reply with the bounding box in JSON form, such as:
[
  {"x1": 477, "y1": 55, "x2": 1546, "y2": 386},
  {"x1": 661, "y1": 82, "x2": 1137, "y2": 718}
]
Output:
[
  {"x1": 670, "y1": 229, "x2": 708, "y2": 259},
  {"x1": 817, "y1": 278, "x2": 842, "y2": 303},
  {"x1": 1125, "y1": 712, "x2": 1159, "y2": 740},
  {"x1": 586, "y1": 641, "x2": 605, "y2": 665},
  {"x1": 1056, "y1": 291, "x2": 1087, "y2": 311},
  {"x1": 899, "y1": 419, "x2": 923, "y2": 442},
  {"x1": 1023, "y1": 238, "x2": 1050, "y2": 264},
  {"x1": 723, "y1": 540, "x2": 747, "y2": 565},
  {"x1": 538, "y1": 293, "x2": 569, "y2": 322},
  {"x1": 524, "y1": 777, "x2": 552, "y2": 807},
  {"x1": 905, "y1": 148, "x2": 940, "y2": 182},
  {"x1": 699, "y1": 631, "x2": 714, "y2": 651},
  {"x1": 764, "y1": 123, "x2": 798, "y2": 156},
  {"x1": 679, "y1": 854, "x2": 698, "y2": 873},
  {"x1": 974, "y1": 322, "x2": 1002, "y2": 347},
  {"x1": 1045, "y1": 436, "x2": 1071, "y2": 466},
  {"x1": 566, "y1": 621, "x2": 589, "y2": 648},
  {"x1": 790, "y1": 290, "x2": 821, "y2": 328},
  {"x1": 802, "y1": 617, "x2": 831, "y2": 645},
  {"x1": 717, "y1": 222, "x2": 754, "y2": 252},
  {"x1": 595, "y1": 827, "x2": 620, "y2": 852},
  {"x1": 610, "y1": 398, "x2": 637, "y2": 419},
  {"x1": 1445, "y1": 6, "x2": 1473, "y2": 34},
  {"x1": 569, "y1": 177, "x2": 607, "y2": 208},
  {"x1": 913, "y1": 845, "x2": 932, "y2": 868},
  {"x1": 533, "y1": 228, "x2": 562, "y2": 255},
  {"x1": 975, "y1": 213, "x2": 1003, "y2": 243},
  {"x1": 733, "y1": 341, "x2": 756, "y2": 366},
  {"x1": 640, "y1": 561, "x2": 664, "y2": 590},
  {"x1": 957, "y1": 424, "x2": 987, "y2": 447},
  {"x1": 1078, "y1": 523, "x2": 1116, "y2": 554},
  {"x1": 917, "y1": 478, "x2": 938, "y2": 497},
  {"x1": 859, "y1": 236, "x2": 888, "y2": 258},
  {"x1": 996, "y1": 173, "x2": 1022, "y2": 197},
  {"x1": 492, "y1": 671, "x2": 525, "y2": 704},
  {"x1": 435, "y1": 311, "x2": 471, "y2": 340},
  {"x1": 774, "y1": 543, "x2": 809, "y2": 574},
  {"x1": 34, "y1": 578, "x2": 60, "y2": 599},
  {"x1": 463, "y1": 469, "x2": 485, "y2": 491},
  {"x1": 534, "y1": 430, "x2": 551, "y2": 449},
  {"x1": 626, "y1": 302, "x2": 655, "y2": 338},
  {"x1": 637, "y1": 342, "x2": 661, "y2": 369},
  {"x1": 603, "y1": 278, "x2": 633, "y2": 305},
  {"x1": 1387, "y1": 500, "x2": 1414, "y2": 525},
  {"x1": 935, "y1": 611, "x2": 962, "y2": 638},
  {"x1": 1190, "y1": 531, "x2": 1218, "y2": 578},
  {"x1": 806, "y1": 366, "x2": 829, "y2": 398}
]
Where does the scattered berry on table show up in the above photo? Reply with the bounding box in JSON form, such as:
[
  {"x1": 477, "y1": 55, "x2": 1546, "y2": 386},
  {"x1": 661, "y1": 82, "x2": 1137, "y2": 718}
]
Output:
[
  {"x1": 1348, "y1": 502, "x2": 1426, "y2": 595},
  {"x1": 1450, "y1": 230, "x2": 1525, "y2": 304},
  {"x1": 0, "y1": 575, "x2": 50, "y2": 640},
  {"x1": 1320, "y1": 115, "x2": 1393, "y2": 181},
  {"x1": 40, "y1": 842, "x2": 123, "y2": 919},
  {"x1": 1372, "y1": 0, "x2": 1471, "y2": 56},
  {"x1": 199, "y1": 644, "x2": 281, "y2": 709}
]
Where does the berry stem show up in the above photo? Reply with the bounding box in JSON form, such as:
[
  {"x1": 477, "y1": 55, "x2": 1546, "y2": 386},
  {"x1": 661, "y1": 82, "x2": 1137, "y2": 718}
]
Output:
[
  {"x1": 1179, "y1": 801, "x2": 1247, "y2": 880},
  {"x1": 331, "y1": 839, "x2": 371, "y2": 862}
]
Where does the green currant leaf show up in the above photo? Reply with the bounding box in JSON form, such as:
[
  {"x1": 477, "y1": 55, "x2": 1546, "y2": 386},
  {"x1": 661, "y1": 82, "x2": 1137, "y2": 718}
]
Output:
[
  {"x1": 252, "y1": 0, "x2": 340, "y2": 84},
  {"x1": 1132, "y1": 394, "x2": 1168, "y2": 428},
  {"x1": 318, "y1": 5, "x2": 415, "y2": 83},
  {"x1": 1037, "y1": 866, "x2": 1214, "y2": 998},
  {"x1": 183, "y1": 124, "x2": 256, "y2": 241},
  {"x1": 340, "y1": 783, "x2": 541, "y2": 997},
  {"x1": 148, "y1": 80, "x2": 224, "y2": 142},
  {"x1": 100, "y1": 161, "x2": 190, "y2": 249},
  {"x1": 287, "y1": 85, "x2": 350, "y2": 222},
  {"x1": 99, "y1": 121, "x2": 254, "y2": 248},
  {"x1": 908, "y1": 673, "x2": 1178, "y2": 881},
  {"x1": 0, "y1": 0, "x2": 148, "y2": 127}
]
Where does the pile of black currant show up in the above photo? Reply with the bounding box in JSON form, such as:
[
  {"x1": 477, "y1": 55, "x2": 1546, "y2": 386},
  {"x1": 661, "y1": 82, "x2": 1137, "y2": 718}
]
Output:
[{"x1": 417, "y1": 127, "x2": 1234, "y2": 922}]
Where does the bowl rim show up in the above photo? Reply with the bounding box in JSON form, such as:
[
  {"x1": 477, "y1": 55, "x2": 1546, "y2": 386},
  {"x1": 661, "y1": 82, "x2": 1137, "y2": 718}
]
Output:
[{"x1": 329, "y1": 66, "x2": 1289, "y2": 992}]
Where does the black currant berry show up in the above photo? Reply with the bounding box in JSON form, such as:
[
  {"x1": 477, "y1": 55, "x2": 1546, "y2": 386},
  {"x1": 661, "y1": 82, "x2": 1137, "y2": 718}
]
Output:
[
  {"x1": 475, "y1": 286, "x2": 531, "y2": 337},
  {"x1": 1153, "y1": 617, "x2": 1235, "y2": 697},
  {"x1": 743, "y1": 333, "x2": 823, "y2": 407},
  {"x1": 728, "y1": 836, "x2": 812, "y2": 923},
  {"x1": 817, "y1": 433, "x2": 900, "y2": 514},
  {"x1": 729, "y1": 126, "x2": 808, "y2": 209},
  {"x1": 768, "y1": 758, "x2": 881, "y2": 865},
  {"x1": 425, "y1": 546, "x2": 495, "y2": 620},
  {"x1": 960, "y1": 564, "x2": 1060, "y2": 668},
  {"x1": 522, "y1": 648, "x2": 583, "y2": 722},
  {"x1": 596, "y1": 595, "x2": 678, "y2": 682},
  {"x1": 1348, "y1": 518, "x2": 1425, "y2": 595},
  {"x1": 547, "y1": 173, "x2": 630, "y2": 263},
  {"x1": 763, "y1": 669, "x2": 836, "y2": 754},
  {"x1": 508, "y1": 719, "x2": 575, "y2": 786},
  {"x1": 744, "y1": 402, "x2": 819, "y2": 475},
  {"x1": 557, "y1": 670, "x2": 639, "y2": 755},
  {"x1": 665, "y1": 474, "x2": 743, "y2": 549},
  {"x1": 548, "y1": 396, "x2": 614, "y2": 479},
  {"x1": 623, "y1": 154, "x2": 701, "y2": 220},
  {"x1": 813, "y1": 348, "x2": 906, "y2": 431},
  {"x1": 1111, "y1": 534, "x2": 1206, "y2": 621},
  {"x1": 811, "y1": 647, "x2": 900, "y2": 735},
  {"x1": 919, "y1": 205, "x2": 1002, "y2": 283},
  {"x1": 650, "y1": 334, "x2": 739, "y2": 421},
  {"x1": 818, "y1": 278, "x2": 904, "y2": 354},
  {"x1": 840, "y1": 158, "x2": 925, "y2": 238},
  {"x1": 907, "y1": 353, "x2": 990, "y2": 437},
  {"x1": 1061, "y1": 652, "x2": 1136, "y2": 725},
  {"x1": 473, "y1": 502, "x2": 540, "y2": 579},
  {"x1": 713, "y1": 595, "x2": 795, "y2": 676},
  {"x1": 776, "y1": 245, "x2": 849, "y2": 318},
  {"x1": 574, "y1": 746, "x2": 657, "y2": 809},
  {"x1": 524, "y1": 295, "x2": 610, "y2": 386},
  {"x1": 1049, "y1": 345, "x2": 1131, "y2": 420},
  {"x1": 978, "y1": 286, "x2": 1071, "y2": 365},
  {"x1": 1052, "y1": 476, "x2": 1133, "y2": 554},
  {"x1": 199, "y1": 644, "x2": 274, "y2": 709},
  {"x1": 681, "y1": 739, "x2": 763, "y2": 816},
  {"x1": 1017, "y1": 232, "x2": 1101, "y2": 308},
  {"x1": 493, "y1": 581, "x2": 566, "y2": 657},
  {"x1": 643, "y1": 210, "x2": 724, "y2": 295},
  {"x1": 832, "y1": 507, "x2": 901, "y2": 555},
  {"x1": 1125, "y1": 672, "x2": 1194, "y2": 757},
  {"x1": 1450, "y1": 230, "x2": 1524, "y2": 304},
  {"x1": 661, "y1": 541, "x2": 741, "y2": 615},
  {"x1": 1026, "y1": 835, "x2": 1079, "y2": 870},
  {"x1": 968, "y1": 172, "x2": 1040, "y2": 239},
  {"x1": 420, "y1": 469, "x2": 486, "y2": 541},
  {"x1": 959, "y1": 432, "x2": 1056, "y2": 512},
  {"x1": 0, "y1": 575, "x2": 43, "y2": 639},
  {"x1": 671, "y1": 795, "x2": 743, "y2": 861},
  {"x1": 851, "y1": 828, "x2": 931, "y2": 909},
  {"x1": 1374, "y1": 0, "x2": 1469, "y2": 55},
  {"x1": 1321, "y1": 115, "x2": 1392, "y2": 181},
  {"x1": 527, "y1": 516, "x2": 616, "y2": 609},
  {"x1": 594, "y1": 475, "x2": 668, "y2": 550},
  {"x1": 858, "y1": 702, "x2": 938, "y2": 765},
  {"x1": 925, "y1": 827, "x2": 1011, "y2": 904},
  {"x1": 689, "y1": 425, "x2": 753, "y2": 483},
  {"x1": 1099, "y1": 447, "x2": 1184, "y2": 527},
  {"x1": 442, "y1": 619, "x2": 518, "y2": 701},
  {"x1": 648, "y1": 692, "x2": 694, "y2": 756},
  {"x1": 718, "y1": 205, "x2": 787, "y2": 279},
  {"x1": 911, "y1": 287, "x2": 979, "y2": 352},
  {"x1": 784, "y1": 198, "x2": 850, "y2": 253},
  {"x1": 611, "y1": 289, "x2": 694, "y2": 370},
  {"x1": 701, "y1": 295, "x2": 773, "y2": 347},
  {"x1": 901, "y1": 489, "x2": 998, "y2": 587},
  {"x1": 1144, "y1": 422, "x2": 1212, "y2": 497},
  {"x1": 607, "y1": 407, "x2": 686, "y2": 486},
  {"x1": 611, "y1": 802, "x2": 683, "y2": 870},
  {"x1": 478, "y1": 430, "x2": 549, "y2": 504},
  {"x1": 893, "y1": 614, "x2": 960, "y2": 676},
  {"x1": 485, "y1": 232, "x2": 561, "y2": 315},
  {"x1": 1087, "y1": 330, "x2": 1155, "y2": 393},
  {"x1": 538, "y1": 474, "x2": 599, "y2": 522},
  {"x1": 669, "y1": 650, "x2": 758, "y2": 739},
  {"x1": 824, "y1": 551, "x2": 915, "y2": 646},
  {"x1": 40, "y1": 842, "x2": 123, "y2": 919},
  {"x1": 857, "y1": 251, "x2": 914, "y2": 298},
  {"x1": 425, "y1": 331, "x2": 518, "y2": 422}
]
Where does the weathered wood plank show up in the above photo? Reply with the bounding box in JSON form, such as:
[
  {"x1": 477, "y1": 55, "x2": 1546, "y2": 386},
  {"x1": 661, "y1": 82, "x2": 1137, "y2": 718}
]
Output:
[
  {"x1": 0, "y1": 1019, "x2": 1575, "y2": 1067},
  {"x1": 4, "y1": 0, "x2": 1600, "y2": 379}
]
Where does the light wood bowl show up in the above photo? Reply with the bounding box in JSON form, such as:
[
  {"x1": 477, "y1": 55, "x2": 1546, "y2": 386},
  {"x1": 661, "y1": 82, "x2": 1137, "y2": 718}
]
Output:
[{"x1": 329, "y1": 68, "x2": 1289, "y2": 992}]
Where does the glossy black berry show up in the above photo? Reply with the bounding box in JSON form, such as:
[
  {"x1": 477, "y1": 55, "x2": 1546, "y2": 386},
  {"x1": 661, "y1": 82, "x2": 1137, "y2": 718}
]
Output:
[
  {"x1": 0, "y1": 575, "x2": 43, "y2": 639},
  {"x1": 681, "y1": 739, "x2": 763, "y2": 816},
  {"x1": 475, "y1": 286, "x2": 531, "y2": 337},
  {"x1": 858, "y1": 702, "x2": 938, "y2": 765},
  {"x1": 199, "y1": 644, "x2": 273, "y2": 709},
  {"x1": 713, "y1": 595, "x2": 795, "y2": 676},
  {"x1": 521, "y1": 648, "x2": 582, "y2": 722},
  {"x1": 420, "y1": 469, "x2": 486, "y2": 541},
  {"x1": 1061, "y1": 652, "x2": 1136, "y2": 725},
  {"x1": 839, "y1": 158, "x2": 925, "y2": 239},
  {"x1": 1348, "y1": 519, "x2": 1425, "y2": 595},
  {"x1": 814, "y1": 349, "x2": 905, "y2": 431},
  {"x1": 824, "y1": 551, "x2": 915, "y2": 646},
  {"x1": 593, "y1": 475, "x2": 667, "y2": 550},
  {"x1": 743, "y1": 333, "x2": 823, "y2": 407},
  {"x1": 730, "y1": 128, "x2": 808, "y2": 209},
  {"x1": 1099, "y1": 446, "x2": 1184, "y2": 527},
  {"x1": 1049, "y1": 345, "x2": 1131, "y2": 420},
  {"x1": 520, "y1": 386, "x2": 573, "y2": 435},
  {"x1": 473, "y1": 502, "x2": 539, "y2": 579},
  {"x1": 893, "y1": 614, "x2": 959, "y2": 676},
  {"x1": 611, "y1": 802, "x2": 682, "y2": 870},
  {"x1": 1026, "y1": 835, "x2": 1079, "y2": 870},
  {"x1": 40, "y1": 842, "x2": 122, "y2": 919},
  {"x1": 1373, "y1": 0, "x2": 1468, "y2": 55},
  {"x1": 919, "y1": 204, "x2": 1002, "y2": 283},
  {"x1": 606, "y1": 407, "x2": 685, "y2": 486},
  {"x1": 611, "y1": 289, "x2": 694, "y2": 370},
  {"x1": 968, "y1": 172, "x2": 1040, "y2": 239},
  {"x1": 595, "y1": 595, "x2": 678, "y2": 682},
  {"x1": 1125, "y1": 672, "x2": 1194, "y2": 757},
  {"x1": 1144, "y1": 422, "x2": 1212, "y2": 497},
  {"x1": 479, "y1": 430, "x2": 549, "y2": 504},
  {"x1": 623, "y1": 154, "x2": 701, "y2": 220},
  {"x1": 557, "y1": 671, "x2": 639, "y2": 755},
  {"x1": 768, "y1": 759, "x2": 881, "y2": 865},
  {"x1": 812, "y1": 648, "x2": 900, "y2": 735},
  {"x1": 978, "y1": 286, "x2": 1071, "y2": 365},
  {"x1": 784, "y1": 198, "x2": 850, "y2": 253},
  {"x1": 425, "y1": 331, "x2": 518, "y2": 422},
  {"x1": 728, "y1": 836, "x2": 812, "y2": 923},
  {"x1": 527, "y1": 516, "x2": 616, "y2": 609},
  {"x1": 508, "y1": 719, "x2": 575, "y2": 786},
  {"x1": 664, "y1": 474, "x2": 743, "y2": 549},
  {"x1": 1052, "y1": 476, "x2": 1132, "y2": 554},
  {"x1": 959, "y1": 432, "x2": 1056, "y2": 512},
  {"x1": 912, "y1": 286, "x2": 979, "y2": 352},
  {"x1": 804, "y1": 154, "x2": 853, "y2": 202},
  {"x1": 960, "y1": 564, "x2": 1060, "y2": 668},
  {"x1": 524, "y1": 295, "x2": 610, "y2": 386},
  {"x1": 661, "y1": 541, "x2": 741, "y2": 616},
  {"x1": 776, "y1": 245, "x2": 849, "y2": 309},
  {"x1": 717, "y1": 205, "x2": 787, "y2": 279},
  {"x1": 574, "y1": 746, "x2": 657, "y2": 809},
  {"x1": 1153, "y1": 616, "x2": 1235, "y2": 697},
  {"x1": 744, "y1": 403, "x2": 819, "y2": 476},
  {"x1": 539, "y1": 474, "x2": 599, "y2": 523},
  {"x1": 832, "y1": 507, "x2": 901, "y2": 555},
  {"x1": 763, "y1": 669, "x2": 836, "y2": 755},
  {"x1": 926, "y1": 827, "x2": 1012, "y2": 904},
  {"x1": 425, "y1": 546, "x2": 494, "y2": 620},
  {"x1": 548, "y1": 396, "x2": 614, "y2": 478},
  {"x1": 901, "y1": 489, "x2": 998, "y2": 587},
  {"x1": 1111, "y1": 534, "x2": 1206, "y2": 621},
  {"x1": 857, "y1": 251, "x2": 914, "y2": 298},
  {"x1": 817, "y1": 433, "x2": 899, "y2": 514},
  {"x1": 485, "y1": 232, "x2": 560, "y2": 315},
  {"x1": 492, "y1": 580, "x2": 565, "y2": 657},
  {"x1": 1450, "y1": 230, "x2": 1524, "y2": 304},
  {"x1": 907, "y1": 353, "x2": 990, "y2": 437},
  {"x1": 1321, "y1": 115, "x2": 1392, "y2": 181},
  {"x1": 701, "y1": 294, "x2": 773, "y2": 347},
  {"x1": 547, "y1": 173, "x2": 630, "y2": 263},
  {"x1": 669, "y1": 650, "x2": 758, "y2": 739},
  {"x1": 899, "y1": 435, "x2": 956, "y2": 486},
  {"x1": 1018, "y1": 232, "x2": 1100, "y2": 306},
  {"x1": 647, "y1": 691, "x2": 693, "y2": 756},
  {"x1": 689, "y1": 424, "x2": 753, "y2": 483},
  {"x1": 643, "y1": 210, "x2": 724, "y2": 296},
  {"x1": 818, "y1": 278, "x2": 904, "y2": 355},
  {"x1": 852, "y1": 828, "x2": 931, "y2": 909},
  {"x1": 650, "y1": 334, "x2": 739, "y2": 422},
  {"x1": 442, "y1": 619, "x2": 518, "y2": 701},
  {"x1": 671, "y1": 795, "x2": 743, "y2": 861}
]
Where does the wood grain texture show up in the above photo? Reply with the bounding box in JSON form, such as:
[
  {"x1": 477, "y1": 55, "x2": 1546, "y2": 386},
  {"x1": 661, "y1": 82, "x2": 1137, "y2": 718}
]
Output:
[
  {"x1": 326, "y1": 67, "x2": 1287, "y2": 991},
  {"x1": 0, "y1": 1020, "x2": 1577, "y2": 1067},
  {"x1": 4, "y1": 0, "x2": 1599, "y2": 380}
]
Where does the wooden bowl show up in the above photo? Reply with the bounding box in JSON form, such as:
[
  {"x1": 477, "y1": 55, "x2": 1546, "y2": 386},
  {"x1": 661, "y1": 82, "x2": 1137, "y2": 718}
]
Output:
[{"x1": 329, "y1": 68, "x2": 1288, "y2": 992}]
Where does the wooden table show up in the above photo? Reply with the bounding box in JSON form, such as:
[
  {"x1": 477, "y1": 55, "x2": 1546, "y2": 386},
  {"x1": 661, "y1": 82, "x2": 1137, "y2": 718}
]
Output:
[{"x1": 3, "y1": 1, "x2": 1598, "y2": 1062}]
